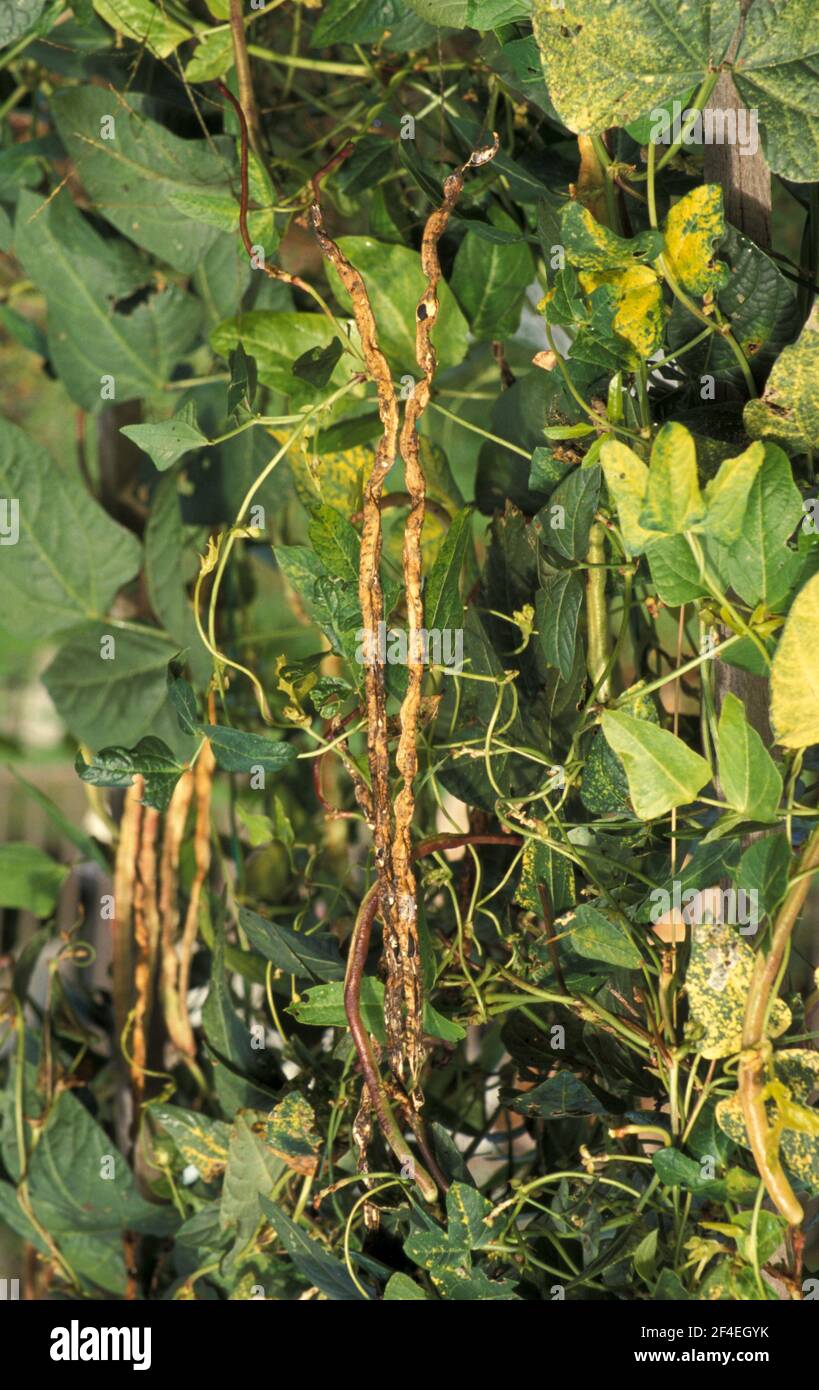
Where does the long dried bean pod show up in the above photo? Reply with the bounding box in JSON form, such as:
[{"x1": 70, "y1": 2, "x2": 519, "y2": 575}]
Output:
[{"x1": 391, "y1": 134, "x2": 499, "y2": 1089}]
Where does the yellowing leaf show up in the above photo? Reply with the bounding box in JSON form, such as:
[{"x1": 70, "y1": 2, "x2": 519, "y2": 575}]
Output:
[
  {"x1": 561, "y1": 201, "x2": 662, "y2": 271},
  {"x1": 639, "y1": 422, "x2": 703, "y2": 534},
  {"x1": 600, "y1": 439, "x2": 662, "y2": 554},
  {"x1": 700, "y1": 442, "x2": 765, "y2": 544},
  {"x1": 771, "y1": 571, "x2": 819, "y2": 748},
  {"x1": 663, "y1": 185, "x2": 729, "y2": 297},
  {"x1": 578, "y1": 263, "x2": 663, "y2": 358},
  {"x1": 288, "y1": 436, "x2": 371, "y2": 515}
]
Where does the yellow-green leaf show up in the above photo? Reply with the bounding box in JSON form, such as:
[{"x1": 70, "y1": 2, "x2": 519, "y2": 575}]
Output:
[
  {"x1": 700, "y1": 442, "x2": 765, "y2": 544},
  {"x1": 93, "y1": 0, "x2": 191, "y2": 58},
  {"x1": 639, "y1": 422, "x2": 703, "y2": 534},
  {"x1": 771, "y1": 571, "x2": 819, "y2": 749},
  {"x1": 716, "y1": 692, "x2": 782, "y2": 821},
  {"x1": 601, "y1": 709, "x2": 711, "y2": 819},
  {"x1": 600, "y1": 439, "x2": 661, "y2": 554}
]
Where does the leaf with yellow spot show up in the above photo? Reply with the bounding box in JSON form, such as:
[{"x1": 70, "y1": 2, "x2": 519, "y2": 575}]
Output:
[
  {"x1": 663, "y1": 186, "x2": 730, "y2": 297},
  {"x1": 151, "y1": 1104, "x2": 232, "y2": 1183},
  {"x1": 771, "y1": 571, "x2": 819, "y2": 749},
  {"x1": 561, "y1": 201, "x2": 663, "y2": 272},
  {"x1": 716, "y1": 1049, "x2": 819, "y2": 1194},
  {"x1": 531, "y1": 0, "x2": 737, "y2": 135},
  {"x1": 252, "y1": 1092, "x2": 321, "y2": 1176},
  {"x1": 578, "y1": 263, "x2": 664, "y2": 358},
  {"x1": 744, "y1": 305, "x2": 819, "y2": 453},
  {"x1": 685, "y1": 921, "x2": 791, "y2": 1060},
  {"x1": 287, "y1": 434, "x2": 372, "y2": 516}
]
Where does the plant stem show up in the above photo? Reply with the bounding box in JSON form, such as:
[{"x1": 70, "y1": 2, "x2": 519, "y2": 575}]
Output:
[{"x1": 739, "y1": 824, "x2": 819, "y2": 1225}]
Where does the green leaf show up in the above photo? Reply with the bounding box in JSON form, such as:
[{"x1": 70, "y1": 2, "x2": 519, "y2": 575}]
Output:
[
  {"x1": 645, "y1": 534, "x2": 709, "y2": 604},
  {"x1": 0, "y1": 419, "x2": 142, "y2": 639},
  {"x1": 43, "y1": 624, "x2": 184, "y2": 751},
  {"x1": 92, "y1": 0, "x2": 191, "y2": 57},
  {"x1": 569, "y1": 903, "x2": 642, "y2": 968},
  {"x1": 404, "y1": 0, "x2": 467, "y2": 25},
  {"x1": 715, "y1": 443, "x2": 803, "y2": 610},
  {"x1": 202, "y1": 930, "x2": 274, "y2": 1086},
  {"x1": 288, "y1": 978, "x2": 465, "y2": 1042},
  {"x1": 503, "y1": 1071, "x2": 608, "y2": 1118},
  {"x1": 424, "y1": 507, "x2": 471, "y2": 633},
  {"x1": 220, "y1": 1111, "x2": 286, "y2": 1244},
  {"x1": 26, "y1": 1089, "x2": 176, "y2": 1236},
  {"x1": 75, "y1": 735, "x2": 185, "y2": 812},
  {"x1": 211, "y1": 312, "x2": 354, "y2": 401},
  {"x1": 533, "y1": 463, "x2": 601, "y2": 561},
  {"x1": 226, "y1": 342, "x2": 258, "y2": 418},
  {"x1": 184, "y1": 27, "x2": 234, "y2": 81},
  {"x1": 0, "y1": 843, "x2": 68, "y2": 916},
  {"x1": 668, "y1": 227, "x2": 800, "y2": 387},
  {"x1": 652, "y1": 1148, "x2": 727, "y2": 1198},
  {"x1": 307, "y1": 504, "x2": 360, "y2": 585},
  {"x1": 311, "y1": 0, "x2": 435, "y2": 46},
  {"x1": 145, "y1": 479, "x2": 211, "y2": 685},
  {"x1": 700, "y1": 442, "x2": 765, "y2": 543},
  {"x1": 201, "y1": 725, "x2": 296, "y2": 775},
  {"x1": 260, "y1": 1197, "x2": 367, "y2": 1300},
  {"x1": 717, "y1": 693, "x2": 782, "y2": 821},
  {"x1": 13, "y1": 190, "x2": 201, "y2": 410},
  {"x1": 640, "y1": 423, "x2": 703, "y2": 535},
  {"x1": 51, "y1": 87, "x2": 230, "y2": 271},
  {"x1": 384, "y1": 1272, "x2": 429, "y2": 1300},
  {"x1": 736, "y1": 833, "x2": 790, "y2": 918},
  {"x1": 532, "y1": 0, "x2": 738, "y2": 134},
  {"x1": 239, "y1": 907, "x2": 344, "y2": 982},
  {"x1": 601, "y1": 710, "x2": 711, "y2": 819},
  {"x1": 771, "y1": 570, "x2": 819, "y2": 748},
  {"x1": 120, "y1": 404, "x2": 207, "y2": 471},
  {"x1": 1, "y1": 0, "x2": 47, "y2": 49},
  {"x1": 324, "y1": 236, "x2": 469, "y2": 373},
  {"x1": 166, "y1": 661, "x2": 199, "y2": 735},
  {"x1": 292, "y1": 337, "x2": 344, "y2": 388},
  {"x1": 744, "y1": 305, "x2": 819, "y2": 453},
  {"x1": 536, "y1": 571, "x2": 583, "y2": 681},
  {"x1": 450, "y1": 209, "x2": 533, "y2": 340}
]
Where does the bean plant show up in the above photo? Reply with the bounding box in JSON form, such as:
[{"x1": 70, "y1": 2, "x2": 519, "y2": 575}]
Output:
[{"x1": 1, "y1": 0, "x2": 819, "y2": 1304}]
